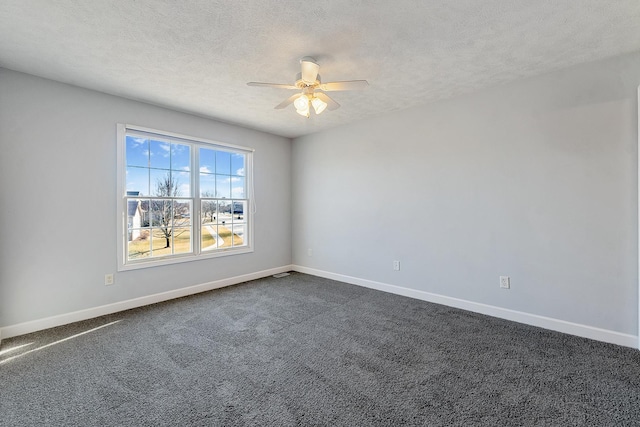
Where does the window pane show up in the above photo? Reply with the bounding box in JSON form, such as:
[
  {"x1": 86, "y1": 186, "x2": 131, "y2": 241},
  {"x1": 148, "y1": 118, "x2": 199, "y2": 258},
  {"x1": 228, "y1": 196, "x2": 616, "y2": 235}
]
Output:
[
  {"x1": 201, "y1": 224, "x2": 218, "y2": 250},
  {"x1": 171, "y1": 143, "x2": 190, "y2": 171},
  {"x1": 126, "y1": 167, "x2": 149, "y2": 196},
  {"x1": 138, "y1": 199, "x2": 150, "y2": 227},
  {"x1": 232, "y1": 224, "x2": 245, "y2": 247},
  {"x1": 231, "y1": 176, "x2": 245, "y2": 198},
  {"x1": 150, "y1": 199, "x2": 172, "y2": 227},
  {"x1": 174, "y1": 200, "x2": 191, "y2": 225},
  {"x1": 232, "y1": 201, "x2": 246, "y2": 221},
  {"x1": 149, "y1": 139, "x2": 171, "y2": 169},
  {"x1": 173, "y1": 170, "x2": 191, "y2": 197},
  {"x1": 231, "y1": 153, "x2": 245, "y2": 176},
  {"x1": 200, "y1": 147, "x2": 215, "y2": 174},
  {"x1": 200, "y1": 173, "x2": 215, "y2": 197},
  {"x1": 150, "y1": 169, "x2": 172, "y2": 196},
  {"x1": 151, "y1": 229, "x2": 172, "y2": 257},
  {"x1": 216, "y1": 151, "x2": 231, "y2": 175},
  {"x1": 172, "y1": 227, "x2": 192, "y2": 254},
  {"x1": 127, "y1": 198, "x2": 142, "y2": 230},
  {"x1": 216, "y1": 175, "x2": 231, "y2": 199},
  {"x1": 150, "y1": 171, "x2": 188, "y2": 197},
  {"x1": 128, "y1": 231, "x2": 150, "y2": 259},
  {"x1": 201, "y1": 199, "x2": 217, "y2": 224},
  {"x1": 126, "y1": 136, "x2": 148, "y2": 167},
  {"x1": 218, "y1": 200, "x2": 232, "y2": 223},
  {"x1": 217, "y1": 223, "x2": 233, "y2": 248}
]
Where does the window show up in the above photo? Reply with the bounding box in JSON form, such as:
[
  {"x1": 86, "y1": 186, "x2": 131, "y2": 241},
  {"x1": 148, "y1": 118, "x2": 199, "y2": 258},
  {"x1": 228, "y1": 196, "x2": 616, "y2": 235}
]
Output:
[{"x1": 117, "y1": 124, "x2": 253, "y2": 270}]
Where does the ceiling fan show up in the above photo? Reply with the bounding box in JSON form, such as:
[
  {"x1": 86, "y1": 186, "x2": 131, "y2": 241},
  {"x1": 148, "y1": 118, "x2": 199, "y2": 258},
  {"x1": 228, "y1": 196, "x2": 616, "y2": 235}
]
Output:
[{"x1": 247, "y1": 56, "x2": 369, "y2": 117}]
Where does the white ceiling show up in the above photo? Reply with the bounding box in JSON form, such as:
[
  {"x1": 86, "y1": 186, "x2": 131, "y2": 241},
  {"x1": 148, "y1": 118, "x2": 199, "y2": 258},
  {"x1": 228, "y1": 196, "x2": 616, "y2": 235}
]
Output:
[{"x1": 1, "y1": 1, "x2": 640, "y2": 138}]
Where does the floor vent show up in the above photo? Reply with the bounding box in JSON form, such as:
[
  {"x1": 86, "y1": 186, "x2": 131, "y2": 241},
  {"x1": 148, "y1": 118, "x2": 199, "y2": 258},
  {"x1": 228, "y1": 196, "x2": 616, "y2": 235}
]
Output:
[{"x1": 272, "y1": 273, "x2": 290, "y2": 278}]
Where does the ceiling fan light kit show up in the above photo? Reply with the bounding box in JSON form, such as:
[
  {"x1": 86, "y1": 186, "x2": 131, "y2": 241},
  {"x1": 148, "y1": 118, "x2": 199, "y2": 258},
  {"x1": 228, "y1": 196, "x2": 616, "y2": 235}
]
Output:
[
  {"x1": 293, "y1": 89, "x2": 328, "y2": 118},
  {"x1": 294, "y1": 94, "x2": 310, "y2": 117},
  {"x1": 247, "y1": 56, "x2": 368, "y2": 118},
  {"x1": 311, "y1": 97, "x2": 327, "y2": 115}
]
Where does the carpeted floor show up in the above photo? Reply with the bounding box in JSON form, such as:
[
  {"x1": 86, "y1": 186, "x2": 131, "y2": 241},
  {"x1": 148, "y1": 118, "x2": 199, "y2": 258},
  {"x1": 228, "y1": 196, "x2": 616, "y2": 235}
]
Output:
[{"x1": 1, "y1": 272, "x2": 639, "y2": 426}]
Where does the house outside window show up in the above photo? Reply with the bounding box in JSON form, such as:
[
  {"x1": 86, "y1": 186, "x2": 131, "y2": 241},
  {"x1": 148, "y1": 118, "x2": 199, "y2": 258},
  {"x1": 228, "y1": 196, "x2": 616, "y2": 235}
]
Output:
[{"x1": 117, "y1": 124, "x2": 253, "y2": 271}]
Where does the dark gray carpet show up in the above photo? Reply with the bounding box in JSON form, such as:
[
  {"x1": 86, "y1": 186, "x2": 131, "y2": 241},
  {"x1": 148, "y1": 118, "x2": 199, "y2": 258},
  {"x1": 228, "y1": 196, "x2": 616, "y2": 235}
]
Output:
[{"x1": 1, "y1": 272, "x2": 639, "y2": 426}]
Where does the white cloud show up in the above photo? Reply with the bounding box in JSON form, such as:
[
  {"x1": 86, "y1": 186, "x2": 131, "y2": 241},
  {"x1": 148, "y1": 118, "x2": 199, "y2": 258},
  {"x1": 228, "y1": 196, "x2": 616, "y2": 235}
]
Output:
[
  {"x1": 179, "y1": 183, "x2": 190, "y2": 195},
  {"x1": 231, "y1": 186, "x2": 245, "y2": 198},
  {"x1": 160, "y1": 143, "x2": 170, "y2": 157},
  {"x1": 171, "y1": 144, "x2": 188, "y2": 153},
  {"x1": 200, "y1": 166, "x2": 212, "y2": 173}
]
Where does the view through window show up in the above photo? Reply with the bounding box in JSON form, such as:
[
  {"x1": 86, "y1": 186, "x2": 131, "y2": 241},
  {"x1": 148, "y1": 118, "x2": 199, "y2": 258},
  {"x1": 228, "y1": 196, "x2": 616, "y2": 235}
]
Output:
[{"x1": 117, "y1": 125, "x2": 253, "y2": 270}]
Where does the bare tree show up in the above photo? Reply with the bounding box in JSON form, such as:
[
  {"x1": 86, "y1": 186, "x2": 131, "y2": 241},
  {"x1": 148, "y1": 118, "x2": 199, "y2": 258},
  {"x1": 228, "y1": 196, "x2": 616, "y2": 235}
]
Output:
[
  {"x1": 152, "y1": 174, "x2": 189, "y2": 248},
  {"x1": 201, "y1": 191, "x2": 217, "y2": 223}
]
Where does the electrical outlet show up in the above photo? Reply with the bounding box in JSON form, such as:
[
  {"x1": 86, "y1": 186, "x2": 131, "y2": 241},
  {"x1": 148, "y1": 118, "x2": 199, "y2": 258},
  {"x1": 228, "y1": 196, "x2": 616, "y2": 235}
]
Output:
[
  {"x1": 308, "y1": 248, "x2": 313, "y2": 257},
  {"x1": 499, "y1": 276, "x2": 510, "y2": 289},
  {"x1": 105, "y1": 274, "x2": 114, "y2": 286},
  {"x1": 393, "y1": 260, "x2": 400, "y2": 271}
]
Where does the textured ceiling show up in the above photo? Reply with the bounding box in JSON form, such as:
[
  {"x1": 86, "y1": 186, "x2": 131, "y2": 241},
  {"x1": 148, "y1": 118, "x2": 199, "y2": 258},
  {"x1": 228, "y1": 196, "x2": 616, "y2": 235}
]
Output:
[{"x1": 1, "y1": 1, "x2": 640, "y2": 138}]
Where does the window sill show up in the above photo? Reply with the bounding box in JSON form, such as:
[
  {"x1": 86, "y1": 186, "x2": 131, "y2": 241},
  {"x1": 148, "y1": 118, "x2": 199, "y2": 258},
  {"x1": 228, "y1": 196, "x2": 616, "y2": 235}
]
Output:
[{"x1": 117, "y1": 246, "x2": 254, "y2": 272}]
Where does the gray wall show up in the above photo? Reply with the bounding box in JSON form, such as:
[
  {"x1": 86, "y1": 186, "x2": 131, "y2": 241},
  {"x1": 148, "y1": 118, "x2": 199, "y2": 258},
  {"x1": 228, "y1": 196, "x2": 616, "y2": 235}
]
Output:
[
  {"x1": 2, "y1": 51, "x2": 639, "y2": 339},
  {"x1": 0, "y1": 69, "x2": 292, "y2": 327},
  {"x1": 292, "y1": 52, "x2": 640, "y2": 335}
]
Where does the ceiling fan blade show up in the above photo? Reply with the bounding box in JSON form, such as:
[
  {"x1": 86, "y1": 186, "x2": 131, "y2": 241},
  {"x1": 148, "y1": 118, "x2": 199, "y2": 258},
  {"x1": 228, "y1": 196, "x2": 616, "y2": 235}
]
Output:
[
  {"x1": 300, "y1": 57, "x2": 320, "y2": 84},
  {"x1": 315, "y1": 92, "x2": 340, "y2": 111},
  {"x1": 274, "y1": 93, "x2": 301, "y2": 109},
  {"x1": 318, "y1": 80, "x2": 369, "y2": 91},
  {"x1": 247, "y1": 82, "x2": 298, "y2": 90}
]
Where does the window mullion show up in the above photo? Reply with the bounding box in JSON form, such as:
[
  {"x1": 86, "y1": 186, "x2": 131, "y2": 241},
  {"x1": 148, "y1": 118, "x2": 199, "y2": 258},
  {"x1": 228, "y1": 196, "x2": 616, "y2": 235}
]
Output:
[{"x1": 193, "y1": 145, "x2": 201, "y2": 256}]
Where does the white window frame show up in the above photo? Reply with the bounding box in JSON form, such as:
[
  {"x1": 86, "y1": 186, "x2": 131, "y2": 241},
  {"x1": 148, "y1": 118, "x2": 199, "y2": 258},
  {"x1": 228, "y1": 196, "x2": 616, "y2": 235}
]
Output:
[{"x1": 116, "y1": 124, "x2": 254, "y2": 271}]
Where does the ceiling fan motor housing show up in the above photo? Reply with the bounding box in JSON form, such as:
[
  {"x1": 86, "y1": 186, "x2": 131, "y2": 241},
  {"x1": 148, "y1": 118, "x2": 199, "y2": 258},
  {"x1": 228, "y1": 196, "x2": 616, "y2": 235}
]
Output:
[{"x1": 300, "y1": 57, "x2": 320, "y2": 84}]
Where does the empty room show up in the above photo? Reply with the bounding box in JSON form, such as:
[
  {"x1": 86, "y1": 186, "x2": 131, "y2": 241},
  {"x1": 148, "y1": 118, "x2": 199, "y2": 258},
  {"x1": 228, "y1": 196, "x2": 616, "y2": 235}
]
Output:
[{"x1": 1, "y1": 1, "x2": 640, "y2": 425}]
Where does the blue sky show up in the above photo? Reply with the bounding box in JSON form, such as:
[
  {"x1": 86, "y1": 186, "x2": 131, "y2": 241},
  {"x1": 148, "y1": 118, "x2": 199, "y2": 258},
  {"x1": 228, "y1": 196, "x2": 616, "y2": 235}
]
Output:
[{"x1": 126, "y1": 136, "x2": 245, "y2": 198}]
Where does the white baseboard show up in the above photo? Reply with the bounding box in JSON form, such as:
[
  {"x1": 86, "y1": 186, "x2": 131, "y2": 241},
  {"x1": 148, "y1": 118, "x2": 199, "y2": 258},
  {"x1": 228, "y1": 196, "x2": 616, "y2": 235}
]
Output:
[
  {"x1": 292, "y1": 265, "x2": 639, "y2": 349},
  {"x1": 3, "y1": 264, "x2": 636, "y2": 349},
  {"x1": 0, "y1": 265, "x2": 293, "y2": 340}
]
